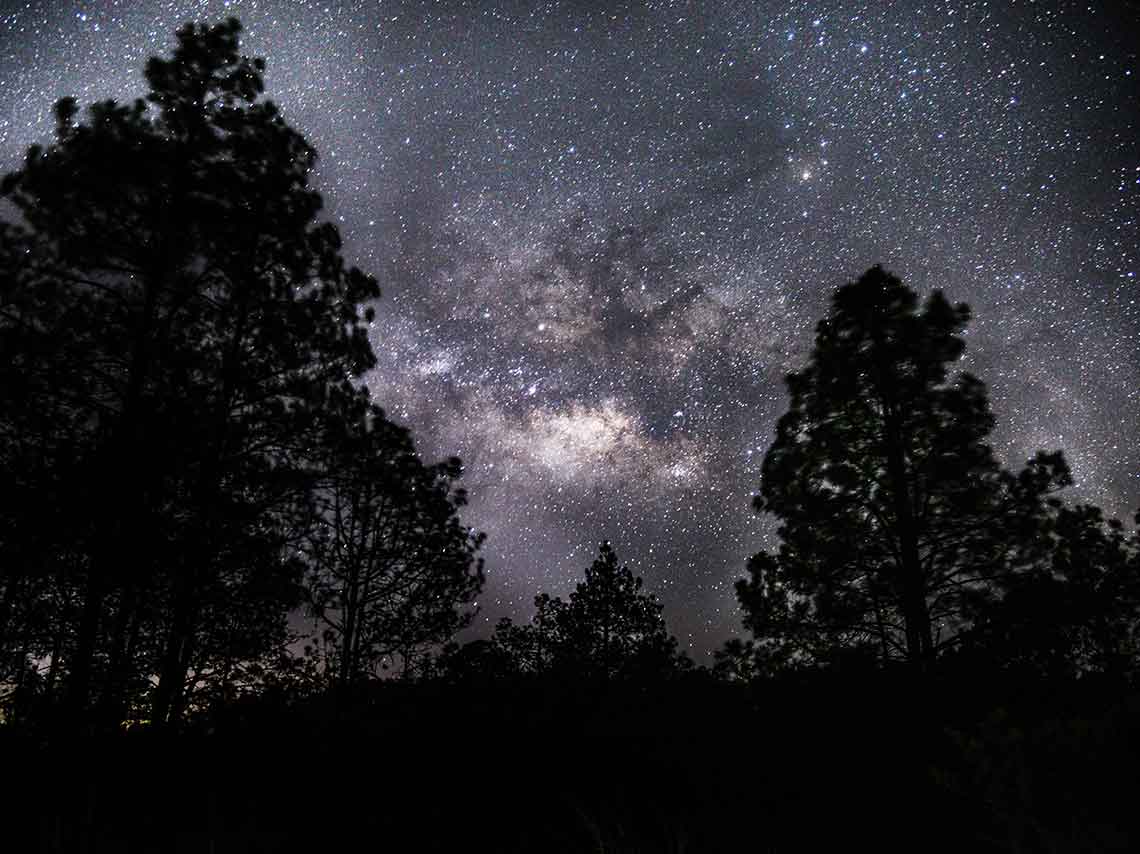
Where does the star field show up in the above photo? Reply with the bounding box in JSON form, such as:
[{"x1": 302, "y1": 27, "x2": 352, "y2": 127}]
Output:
[{"x1": 1, "y1": 0, "x2": 1137, "y2": 655}]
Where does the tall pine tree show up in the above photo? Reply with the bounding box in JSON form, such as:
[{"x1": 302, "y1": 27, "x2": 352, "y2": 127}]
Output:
[
  {"x1": 0, "y1": 18, "x2": 379, "y2": 726},
  {"x1": 303, "y1": 406, "x2": 484, "y2": 688},
  {"x1": 472, "y1": 542, "x2": 686, "y2": 681},
  {"x1": 737, "y1": 266, "x2": 1070, "y2": 668}
]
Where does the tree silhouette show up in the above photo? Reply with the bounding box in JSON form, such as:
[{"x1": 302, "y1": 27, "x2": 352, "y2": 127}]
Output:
[
  {"x1": 711, "y1": 637, "x2": 764, "y2": 682},
  {"x1": 479, "y1": 594, "x2": 564, "y2": 677},
  {"x1": 556, "y1": 542, "x2": 684, "y2": 679},
  {"x1": 456, "y1": 542, "x2": 686, "y2": 681},
  {"x1": 0, "y1": 18, "x2": 379, "y2": 726},
  {"x1": 737, "y1": 266, "x2": 1071, "y2": 668},
  {"x1": 964, "y1": 503, "x2": 1140, "y2": 677},
  {"x1": 303, "y1": 406, "x2": 484, "y2": 688}
]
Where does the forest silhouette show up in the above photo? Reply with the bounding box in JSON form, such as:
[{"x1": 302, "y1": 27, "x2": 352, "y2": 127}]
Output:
[{"x1": 1, "y1": 19, "x2": 1137, "y2": 853}]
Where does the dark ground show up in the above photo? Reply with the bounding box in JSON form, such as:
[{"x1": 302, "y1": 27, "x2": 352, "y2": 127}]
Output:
[{"x1": 3, "y1": 668, "x2": 1136, "y2": 853}]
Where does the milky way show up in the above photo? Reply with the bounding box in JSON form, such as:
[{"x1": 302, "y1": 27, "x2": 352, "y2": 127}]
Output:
[{"x1": 2, "y1": 0, "x2": 1137, "y2": 655}]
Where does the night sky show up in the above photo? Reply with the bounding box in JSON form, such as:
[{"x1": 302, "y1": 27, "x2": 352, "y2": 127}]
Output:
[{"x1": 1, "y1": 0, "x2": 1137, "y2": 656}]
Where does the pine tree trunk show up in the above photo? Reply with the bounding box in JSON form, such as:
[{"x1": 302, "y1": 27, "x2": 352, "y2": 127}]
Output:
[
  {"x1": 885, "y1": 436, "x2": 934, "y2": 664},
  {"x1": 99, "y1": 585, "x2": 139, "y2": 728},
  {"x1": 153, "y1": 278, "x2": 250, "y2": 724},
  {"x1": 338, "y1": 605, "x2": 356, "y2": 692},
  {"x1": 67, "y1": 263, "x2": 161, "y2": 727},
  {"x1": 151, "y1": 579, "x2": 196, "y2": 726},
  {"x1": 64, "y1": 569, "x2": 104, "y2": 726},
  {"x1": 152, "y1": 309, "x2": 243, "y2": 726},
  {"x1": 871, "y1": 324, "x2": 935, "y2": 666},
  {"x1": 169, "y1": 631, "x2": 196, "y2": 723}
]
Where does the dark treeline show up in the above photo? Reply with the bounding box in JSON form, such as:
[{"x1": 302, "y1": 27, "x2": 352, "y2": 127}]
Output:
[
  {"x1": 1, "y1": 19, "x2": 1138, "y2": 853},
  {"x1": 0, "y1": 19, "x2": 484, "y2": 730}
]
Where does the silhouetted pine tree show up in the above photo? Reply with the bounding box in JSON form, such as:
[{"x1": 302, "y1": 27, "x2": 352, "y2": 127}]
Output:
[
  {"x1": 303, "y1": 405, "x2": 484, "y2": 689},
  {"x1": 0, "y1": 18, "x2": 379, "y2": 726},
  {"x1": 557, "y1": 542, "x2": 684, "y2": 679},
  {"x1": 736, "y1": 266, "x2": 1071, "y2": 669},
  {"x1": 459, "y1": 542, "x2": 686, "y2": 681},
  {"x1": 490, "y1": 593, "x2": 564, "y2": 675}
]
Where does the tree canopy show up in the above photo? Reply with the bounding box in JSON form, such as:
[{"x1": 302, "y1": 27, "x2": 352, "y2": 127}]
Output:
[
  {"x1": 0, "y1": 18, "x2": 480, "y2": 729},
  {"x1": 439, "y1": 541, "x2": 687, "y2": 681},
  {"x1": 963, "y1": 503, "x2": 1140, "y2": 677},
  {"x1": 303, "y1": 405, "x2": 484, "y2": 686},
  {"x1": 735, "y1": 266, "x2": 1073, "y2": 669}
]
